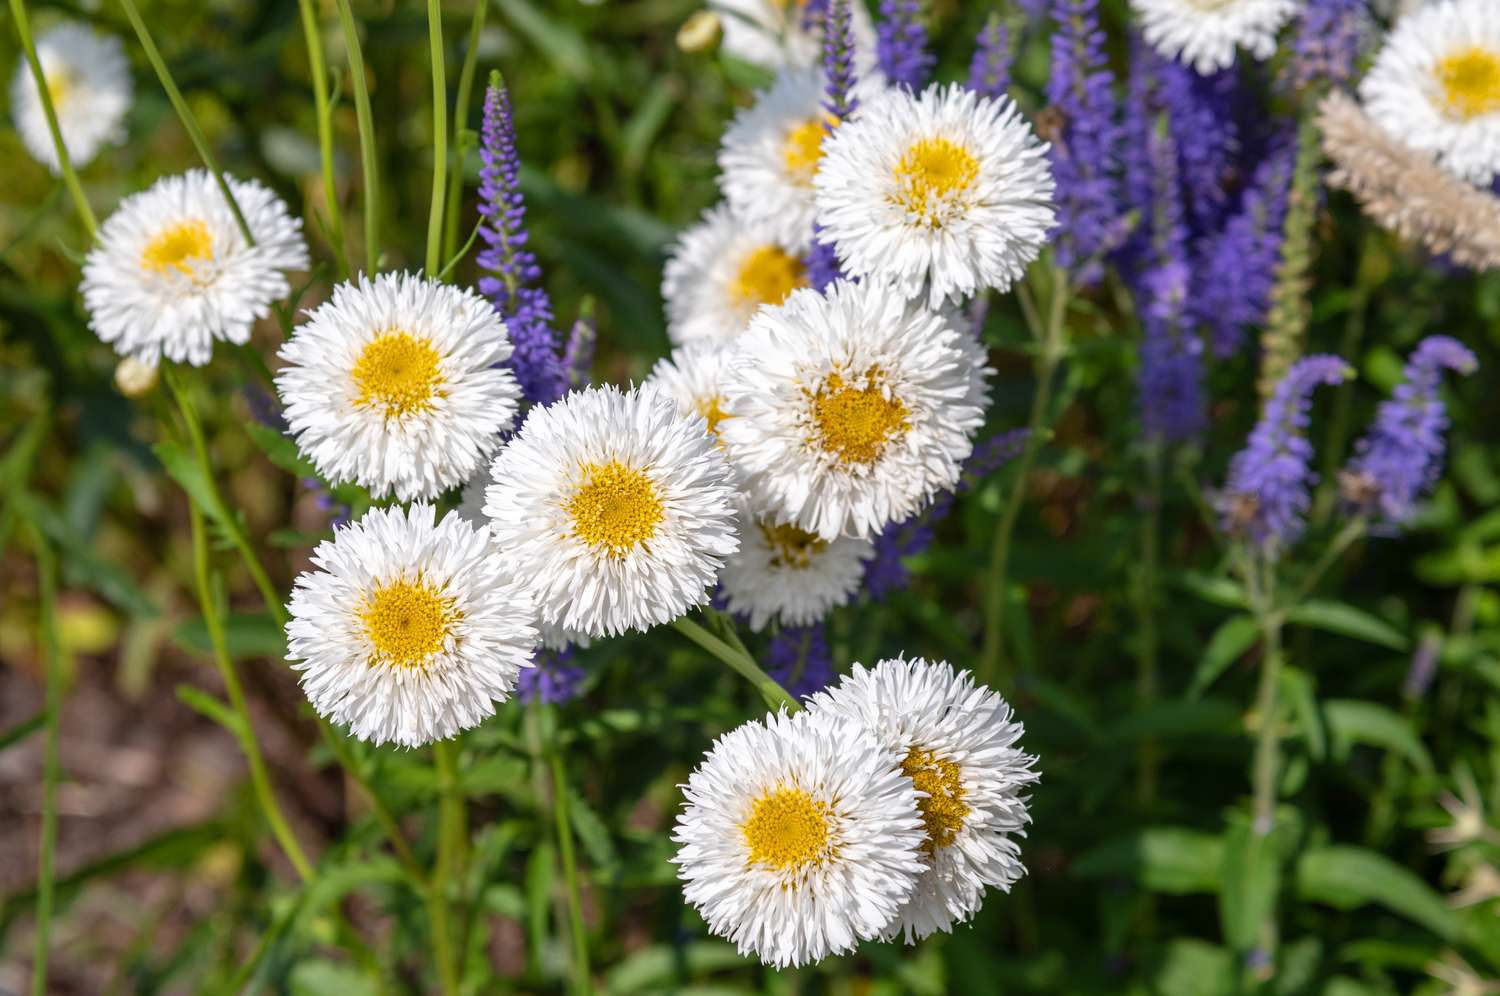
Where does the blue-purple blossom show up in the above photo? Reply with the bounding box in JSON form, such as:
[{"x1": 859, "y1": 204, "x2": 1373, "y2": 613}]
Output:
[
  {"x1": 562, "y1": 309, "x2": 596, "y2": 392},
  {"x1": 1047, "y1": 0, "x2": 1127, "y2": 285},
  {"x1": 1192, "y1": 137, "x2": 1296, "y2": 358},
  {"x1": 1219, "y1": 355, "x2": 1352, "y2": 550},
  {"x1": 767, "y1": 625, "x2": 836, "y2": 699},
  {"x1": 876, "y1": 0, "x2": 935, "y2": 91},
  {"x1": 1288, "y1": 0, "x2": 1369, "y2": 90},
  {"x1": 1343, "y1": 335, "x2": 1477, "y2": 526},
  {"x1": 865, "y1": 429, "x2": 1031, "y2": 596},
  {"x1": 968, "y1": 15, "x2": 1012, "y2": 100},
  {"x1": 1138, "y1": 261, "x2": 1204, "y2": 443},
  {"x1": 1156, "y1": 57, "x2": 1241, "y2": 238},
  {"x1": 477, "y1": 77, "x2": 568, "y2": 407},
  {"x1": 517, "y1": 649, "x2": 586, "y2": 706},
  {"x1": 806, "y1": 0, "x2": 861, "y2": 290}
]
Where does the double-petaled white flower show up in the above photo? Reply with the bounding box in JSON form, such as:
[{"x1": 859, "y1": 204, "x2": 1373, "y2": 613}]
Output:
[
  {"x1": 706, "y1": 0, "x2": 875, "y2": 70},
  {"x1": 1130, "y1": 0, "x2": 1301, "y2": 75},
  {"x1": 276, "y1": 272, "x2": 521, "y2": 503},
  {"x1": 662, "y1": 205, "x2": 809, "y2": 346},
  {"x1": 10, "y1": 22, "x2": 131, "y2": 174},
  {"x1": 1361, "y1": 0, "x2": 1500, "y2": 186},
  {"x1": 806, "y1": 658, "x2": 1039, "y2": 941},
  {"x1": 720, "y1": 515, "x2": 874, "y2": 630},
  {"x1": 481, "y1": 384, "x2": 740, "y2": 638},
  {"x1": 285, "y1": 504, "x2": 538, "y2": 748},
  {"x1": 81, "y1": 170, "x2": 308, "y2": 366}
]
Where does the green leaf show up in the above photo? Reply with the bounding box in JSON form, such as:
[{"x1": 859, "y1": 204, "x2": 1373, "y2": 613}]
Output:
[
  {"x1": 20, "y1": 497, "x2": 160, "y2": 618},
  {"x1": 1323, "y1": 700, "x2": 1434, "y2": 775},
  {"x1": 1073, "y1": 827, "x2": 1223, "y2": 894},
  {"x1": 526, "y1": 838, "x2": 555, "y2": 972},
  {"x1": 1146, "y1": 939, "x2": 1236, "y2": 996},
  {"x1": 175, "y1": 685, "x2": 244, "y2": 738},
  {"x1": 1284, "y1": 600, "x2": 1409, "y2": 651},
  {"x1": 1173, "y1": 571, "x2": 1248, "y2": 610},
  {"x1": 0, "y1": 712, "x2": 45, "y2": 753},
  {"x1": 1295, "y1": 845, "x2": 1458, "y2": 940},
  {"x1": 153, "y1": 440, "x2": 236, "y2": 539},
  {"x1": 495, "y1": 0, "x2": 592, "y2": 81},
  {"x1": 1280, "y1": 666, "x2": 1326, "y2": 761},
  {"x1": 1218, "y1": 815, "x2": 1282, "y2": 953},
  {"x1": 244, "y1": 420, "x2": 317, "y2": 478},
  {"x1": 606, "y1": 941, "x2": 746, "y2": 994},
  {"x1": 568, "y1": 788, "x2": 619, "y2": 873},
  {"x1": 289, "y1": 960, "x2": 379, "y2": 996},
  {"x1": 173, "y1": 612, "x2": 285, "y2": 660},
  {"x1": 1188, "y1": 615, "x2": 1259, "y2": 699}
]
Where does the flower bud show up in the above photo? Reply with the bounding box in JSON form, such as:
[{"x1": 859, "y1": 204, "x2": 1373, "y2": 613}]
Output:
[
  {"x1": 677, "y1": 11, "x2": 722, "y2": 55},
  {"x1": 114, "y1": 356, "x2": 158, "y2": 398}
]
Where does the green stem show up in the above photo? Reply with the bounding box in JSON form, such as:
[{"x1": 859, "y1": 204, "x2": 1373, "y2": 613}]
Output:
[
  {"x1": 443, "y1": 0, "x2": 488, "y2": 262},
  {"x1": 1288, "y1": 517, "x2": 1366, "y2": 606},
  {"x1": 1247, "y1": 567, "x2": 1285, "y2": 838},
  {"x1": 335, "y1": 0, "x2": 380, "y2": 274},
  {"x1": 296, "y1": 0, "x2": 349, "y2": 278},
  {"x1": 671, "y1": 616, "x2": 797, "y2": 711},
  {"x1": 321, "y1": 728, "x2": 426, "y2": 884},
  {"x1": 424, "y1": 0, "x2": 448, "y2": 276},
  {"x1": 981, "y1": 267, "x2": 1069, "y2": 689},
  {"x1": 188, "y1": 501, "x2": 315, "y2": 881},
  {"x1": 1137, "y1": 442, "x2": 1163, "y2": 812},
  {"x1": 26, "y1": 522, "x2": 60, "y2": 996},
  {"x1": 117, "y1": 0, "x2": 253, "y2": 244},
  {"x1": 9, "y1": 0, "x2": 98, "y2": 238},
  {"x1": 548, "y1": 748, "x2": 592, "y2": 994},
  {"x1": 429, "y1": 739, "x2": 463, "y2": 996}
]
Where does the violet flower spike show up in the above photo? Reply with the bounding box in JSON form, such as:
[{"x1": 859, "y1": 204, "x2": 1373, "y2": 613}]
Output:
[
  {"x1": 1343, "y1": 335, "x2": 1477, "y2": 527},
  {"x1": 807, "y1": 0, "x2": 860, "y2": 291},
  {"x1": 1218, "y1": 355, "x2": 1353, "y2": 551},
  {"x1": 517, "y1": 648, "x2": 586, "y2": 706},
  {"x1": 477, "y1": 75, "x2": 568, "y2": 406},
  {"x1": 1138, "y1": 260, "x2": 1205, "y2": 444},
  {"x1": 1288, "y1": 0, "x2": 1370, "y2": 90},
  {"x1": 968, "y1": 15, "x2": 1013, "y2": 100},
  {"x1": 876, "y1": 0, "x2": 935, "y2": 92}
]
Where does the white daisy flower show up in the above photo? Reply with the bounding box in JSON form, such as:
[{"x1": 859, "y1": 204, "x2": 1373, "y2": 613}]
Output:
[
  {"x1": 806, "y1": 658, "x2": 1039, "y2": 942},
  {"x1": 814, "y1": 83, "x2": 1056, "y2": 308},
  {"x1": 481, "y1": 384, "x2": 740, "y2": 639},
  {"x1": 285, "y1": 503, "x2": 538, "y2": 749},
  {"x1": 276, "y1": 272, "x2": 522, "y2": 503},
  {"x1": 1360, "y1": 0, "x2": 1500, "y2": 186},
  {"x1": 10, "y1": 22, "x2": 131, "y2": 174},
  {"x1": 1129, "y1": 0, "x2": 1301, "y2": 75},
  {"x1": 718, "y1": 280, "x2": 991, "y2": 541},
  {"x1": 718, "y1": 67, "x2": 886, "y2": 255},
  {"x1": 707, "y1": 0, "x2": 875, "y2": 71},
  {"x1": 644, "y1": 341, "x2": 736, "y2": 441},
  {"x1": 662, "y1": 204, "x2": 809, "y2": 346},
  {"x1": 81, "y1": 169, "x2": 309, "y2": 366},
  {"x1": 721, "y1": 515, "x2": 874, "y2": 630},
  {"x1": 672, "y1": 709, "x2": 926, "y2": 968}
]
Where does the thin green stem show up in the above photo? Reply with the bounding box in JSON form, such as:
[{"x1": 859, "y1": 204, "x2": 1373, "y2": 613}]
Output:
[
  {"x1": 1137, "y1": 442, "x2": 1163, "y2": 811},
  {"x1": 981, "y1": 267, "x2": 1069, "y2": 688},
  {"x1": 297, "y1": 0, "x2": 349, "y2": 278},
  {"x1": 1288, "y1": 517, "x2": 1367, "y2": 606},
  {"x1": 1250, "y1": 610, "x2": 1284, "y2": 836},
  {"x1": 9, "y1": 0, "x2": 97, "y2": 238},
  {"x1": 671, "y1": 616, "x2": 797, "y2": 711},
  {"x1": 335, "y1": 0, "x2": 380, "y2": 274},
  {"x1": 429, "y1": 739, "x2": 463, "y2": 996},
  {"x1": 117, "y1": 0, "x2": 253, "y2": 244},
  {"x1": 321, "y1": 728, "x2": 426, "y2": 884},
  {"x1": 26, "y1": 521, "x2": 60, "y2": 996},
  {"x1": 188, "y1": 501, "x2": 315, "y2": 880},
  {"x1": 443, "y1": 0, "x2": 488, "y2": 262},
  {"x1": 548, "y1": 748, "x2": 592, "y2": 994},
  {"x1": 424, "y1": 0, "x2": 448, "y2": 276}
]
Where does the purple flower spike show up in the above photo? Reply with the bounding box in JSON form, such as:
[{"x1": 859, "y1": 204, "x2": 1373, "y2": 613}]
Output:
[
  {"x1": 562, "y1": 308, "x2": 596, "y2": 392},
  {"x1": 806, "y1": 0, "x2": 861, "y2": 291},
  {"x1": 767, "y1": 625, "x2": 836, "y2": 699},
  {"x1": 877, "y1": 0, "x2": 935, "y2": 92},
  {"x1": 1047, "y1": 0, "x2": 1126, "y2": 285},
  {"x1": 1343, "y1": 336, "x2": 1477, "y2": 526},
  {"x1": 1193, "y1": 137, "x2": 1296, "y2": 358},
  {"x1": 1138, "y1": 261, "x2": 1205, "y2": 443},
  {"x1": 517, "y1": 648, "x2": 586, "y2": 706},
  {"x1": 1219, "y1": 356, "x2": 1353, "y2": 551},
  {"x1": 478, "y1": 75, "x2": 568, "y2": 407},
  {"x1": 1288, "y1": 0, "x2": 1370, "y2": 90},
  {"x1": 968, "y1": 15, "x2": 1012, "y2": 100}
]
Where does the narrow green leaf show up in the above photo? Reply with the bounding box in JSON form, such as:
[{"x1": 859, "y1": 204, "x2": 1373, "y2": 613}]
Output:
[
  {"x1": 153, "y1": 440, "x2": 236, "y2": 538},
  {"x1": 1295, "y1": 845, "x2": 1458, "y2": 940},
  {"x1": 1280, "y1": 666, "x2": 1327, "y2": 761},
  {"x1": 1218, "y1": 815, "x2": 1282, "y2": 953},
  {"x1": 495, "y1": 0, "x2": 592, "y2": 80},
  {"x1": 0, "y1": 712, "x2": 46, "y2": 753},
  {"x1": 174, "y1": 612, "x2": 286, "y2": 660},
  {"x1": 1147, "y1": 939, "x2": 1236, "y2": 996},
  {"x1": 1284, "y1": 600, "x2": 1409, "y2": 651},
  {"x1": 568, "y1": 788, "x2": 619, "y2": 872},
  {"x1": 1323, "y1": 700, "x2": 1434, "y2": 774},
  {"x1": 605, "y1": 942, "x2": 746, "y2": 994},
  {"x1": 175, "y1": 685, "x2": 245, "y2": 738},
  {"x1": 244, "y1": 420, "x2": 318, "y2": 479},
  {"x1": 1188, "y1": 615, "x2": 1259, "y2": 698},
  {"x1": 1073, "y1": 827, "x2": 1223, "y2": 894},
  {"x1": 1173, "y1": 571, "x2": 1248, "y2": 609},
  {"x1": 526, "y1": 839, "x2": 555, "y2": 973}
]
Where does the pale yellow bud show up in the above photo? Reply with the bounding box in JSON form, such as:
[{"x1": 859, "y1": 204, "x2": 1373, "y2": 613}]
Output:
[
  {"x1": 114, "y1": 356, "x2": 158, "y2": 398},
  {"x1": 677, "y1": 10, "x2": 723, "y2": 54}
]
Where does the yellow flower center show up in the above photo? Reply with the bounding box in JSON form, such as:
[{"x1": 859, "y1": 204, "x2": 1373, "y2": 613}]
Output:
[
  {"x1": 901, "y1": 746, "x2": 969, "y2": 854},
  {"x1": 352, "y1": 331, "x2": 446, "y2": 419},
  {"x1": 893, "y1": 136, "x2": 981, "y2": 224},
  {"x1": 783, "y1": 115, "x2": 837, "y2": 184},
  {"x1": 760, "y1": 521, "x2": 828, "y2": 569},
  {"x1": 730, "y1": 245, "x2": 807, "y2": 311},
  {"x1": 567, "y1": 460, "x2": 663, "y2": 556},
  {"x1": 811, "y1": 370, "x2": 909, "y2": 466},
  {"x1": 1436, "y1": 46, "x2": 1500, "y2": 120},
  {"x1": 696, "y1": 396, "x2": 731, "y2": 439},
  {"x1": 44, "y1": 68, "x2": 75, "y2": 109},
  {"x1": 742, "y1": 785, "x2": 834, "y2": 872},
  {"x1": 361, "y1": 578, "x2": 457, "y2": 670},
  {"x1": 141, "y1": 220, "x2": 215, "y2": 276}
]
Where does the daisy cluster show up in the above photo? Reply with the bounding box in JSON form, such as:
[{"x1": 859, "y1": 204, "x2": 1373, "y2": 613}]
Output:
[{"x1": 674, "y1": 658, "x2": 1037, "y2": 967}]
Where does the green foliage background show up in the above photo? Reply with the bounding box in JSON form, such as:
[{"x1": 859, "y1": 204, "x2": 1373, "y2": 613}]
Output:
[{"x1": 3, "y1": 0, "x2": 1500, "y2": 993}]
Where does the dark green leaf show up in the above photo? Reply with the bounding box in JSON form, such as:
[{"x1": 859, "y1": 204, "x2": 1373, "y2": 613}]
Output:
[
  {"x1": 1188, "y1": 615, "x2": 1259, "y2": 698},
  {"x1": 173, "y1": 612, "x2": 286, "y2": 660},
  {"x1": 1073, "y1": 827, "x2": 1223, "y2": 894},
  {"x1": 1284, "y1": 600, "x2": 1409, "y2": 651},
  {"x1": 1323, "y1": 700, "x2": 1434, "y2": 775},
  {"x1": 1295, "y1": 846, "x2": 1458, "y2": 940}
]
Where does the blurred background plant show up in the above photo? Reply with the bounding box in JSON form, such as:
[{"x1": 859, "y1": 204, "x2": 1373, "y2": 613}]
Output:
[{"x1": 3, "y1": 0, "x2": 1500, "y2": 993}]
